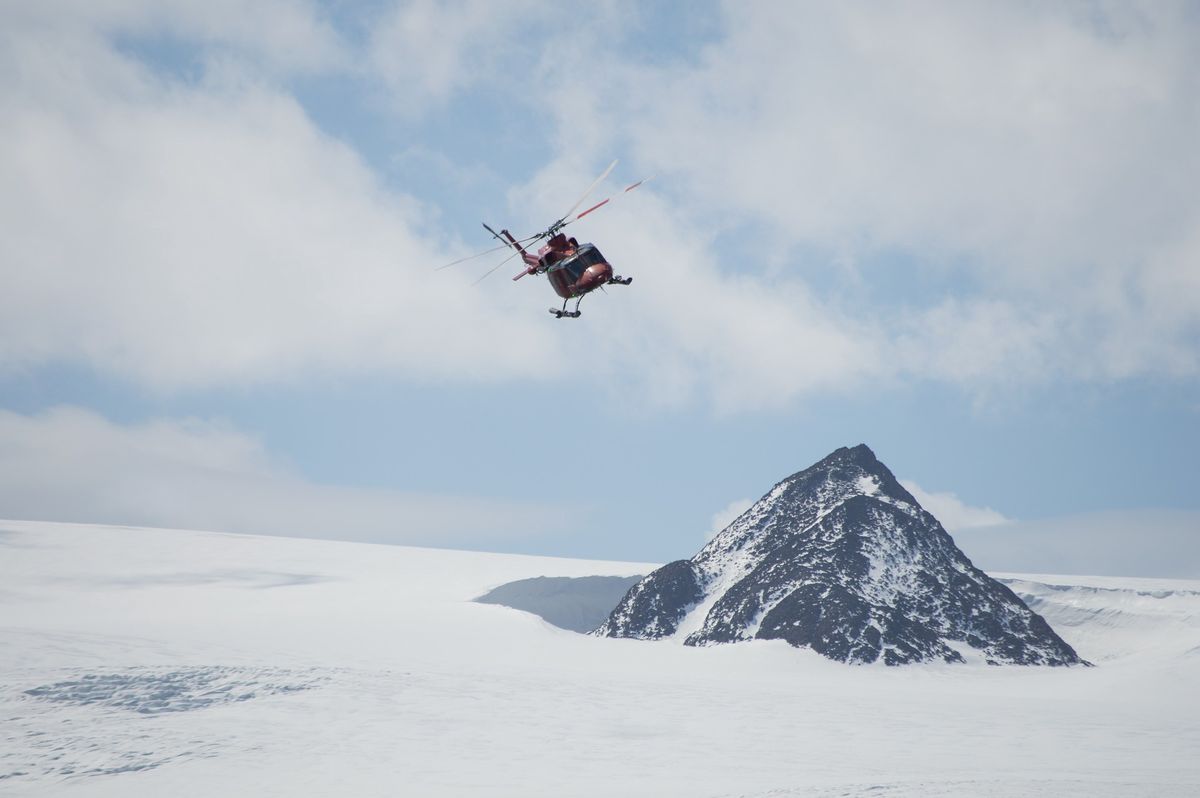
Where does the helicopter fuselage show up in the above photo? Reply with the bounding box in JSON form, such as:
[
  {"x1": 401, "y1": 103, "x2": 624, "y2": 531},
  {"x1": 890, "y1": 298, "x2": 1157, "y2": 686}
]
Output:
[
  {"x1": 542, "y1": 243, "x2": 612, "y2": 299},
  {"x1": 449, "y1": 160, "x2": 643, "y2": 318},
  {"x1": 509, "y1": 231, "x2": 614, "y2": 299}
]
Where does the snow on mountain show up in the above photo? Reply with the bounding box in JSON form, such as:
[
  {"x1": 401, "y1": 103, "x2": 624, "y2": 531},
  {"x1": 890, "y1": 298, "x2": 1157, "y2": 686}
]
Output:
[
  {"x1": 597, "y1": 445, "x2": 1084, "y2": 665},
  {"x1": 2, "y1": 519, "x2": 1199, "y2": 797}
]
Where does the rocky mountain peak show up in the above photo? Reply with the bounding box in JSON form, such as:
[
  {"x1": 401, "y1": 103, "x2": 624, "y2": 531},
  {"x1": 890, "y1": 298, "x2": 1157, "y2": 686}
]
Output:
[{"x1": 596, "y1": 445, "x2": 1086, "y2": 666}]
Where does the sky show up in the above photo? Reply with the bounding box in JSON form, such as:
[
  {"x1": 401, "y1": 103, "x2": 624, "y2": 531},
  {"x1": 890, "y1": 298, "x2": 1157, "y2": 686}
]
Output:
[{"x1": 1, "y1": 1, "x2": 1198, "y2": 576}]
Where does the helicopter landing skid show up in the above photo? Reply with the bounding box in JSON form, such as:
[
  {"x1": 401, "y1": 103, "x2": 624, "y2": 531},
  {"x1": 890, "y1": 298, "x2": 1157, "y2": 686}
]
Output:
[{"x1": 552, "y1": 294, "x2": 585, "y2": 319}]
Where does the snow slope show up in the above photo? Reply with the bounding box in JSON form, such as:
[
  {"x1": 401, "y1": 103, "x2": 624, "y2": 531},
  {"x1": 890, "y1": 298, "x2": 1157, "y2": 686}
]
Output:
[
  {"x1": 1000, "y1": 573, "x2": 1200, "y2": 664},
  {"x1": 2, "y1": 520, "x2": 1198, "y2": 797}
]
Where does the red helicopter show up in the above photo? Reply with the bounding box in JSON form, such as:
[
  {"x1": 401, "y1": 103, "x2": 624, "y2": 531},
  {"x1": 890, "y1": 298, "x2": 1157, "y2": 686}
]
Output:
[{"x1": 438, "y1": 161, "x2": 649, "y2": 318}]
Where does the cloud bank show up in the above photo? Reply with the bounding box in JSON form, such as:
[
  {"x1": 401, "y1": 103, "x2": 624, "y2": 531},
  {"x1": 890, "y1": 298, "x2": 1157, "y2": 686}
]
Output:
[
  {"x1": 901, "y1": 479, "x2": 1012, "y2": 533},
  {"x1": 540, "y1": 2, "x2": 1200, "y2": 400},
  {"x1": 0, "y1": 407, "x2": 568, "y2": 547},
  {"x1": 953, "y1": 510, "x2": 1200, "y2": 579},
  {"x1": 0, "y1": 4, "x2": 562, "y2": 390},
  {"x1": 1, "y1": 3, "x2": 1197, "y2": 410},
  {"x1": 704, "y1": 497, "x2": 755, "y2": 541}
]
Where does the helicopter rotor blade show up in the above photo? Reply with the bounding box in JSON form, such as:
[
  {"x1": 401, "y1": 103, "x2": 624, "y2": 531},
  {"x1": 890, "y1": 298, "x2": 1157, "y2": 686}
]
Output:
[
  {"x1": 471, "y1": 249, "x2": 523, "y2": 286},
  {"x1": 556, "y1": 159, "x2": 618, "y2": 226},
  {"x1": 564, "y1": 175, "x2": 655, "y2": 226},
  {"x1": 434, "y1": 232, "x2": 540, "y2": 271},
  {"x1": 434, "y1": 241, "x2": 510, "y2": 271}
]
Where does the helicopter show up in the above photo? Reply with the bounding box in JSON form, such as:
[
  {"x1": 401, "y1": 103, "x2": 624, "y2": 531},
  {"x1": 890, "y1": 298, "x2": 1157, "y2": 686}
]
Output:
[{"x1": 437, "y1": 161, "x2": 649, "y2": 318}]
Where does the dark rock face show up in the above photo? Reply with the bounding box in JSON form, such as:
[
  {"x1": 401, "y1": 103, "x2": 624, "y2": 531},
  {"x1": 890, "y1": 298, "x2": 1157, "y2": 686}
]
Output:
[
  {"x1": 595, "y1": 560, "x2": 703, "y2": 639},
  {"x1": 596, "y1": 444, "x2": 1086, "y2": 666}
]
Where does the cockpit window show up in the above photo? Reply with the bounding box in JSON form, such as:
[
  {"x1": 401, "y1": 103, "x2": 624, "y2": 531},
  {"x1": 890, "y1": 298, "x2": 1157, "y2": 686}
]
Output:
[
  {"x1": 575, "y1": 244, "x2": 605, "y2": 267},
  {"x1": 552, "y1": 244, "x2": 606, "y2": 280}
]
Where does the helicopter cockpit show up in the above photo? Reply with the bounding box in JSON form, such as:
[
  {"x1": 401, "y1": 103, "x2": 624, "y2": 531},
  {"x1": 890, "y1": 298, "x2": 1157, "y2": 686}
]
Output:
[{"x1": 548, "y1": 243, "x2": 607, "y2": 282}]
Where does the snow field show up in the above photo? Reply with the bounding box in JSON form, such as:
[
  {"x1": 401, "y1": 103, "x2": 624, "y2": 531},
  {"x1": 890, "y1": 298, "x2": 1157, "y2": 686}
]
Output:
[{"x1": 2, "y1": 520, "x2": 1198, "y2": 797}]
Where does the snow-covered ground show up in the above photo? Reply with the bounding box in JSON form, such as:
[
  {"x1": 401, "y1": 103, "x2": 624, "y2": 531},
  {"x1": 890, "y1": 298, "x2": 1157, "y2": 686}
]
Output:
[{"x1": 2, "y1": 520, "x2": 1198, "y2": 797}]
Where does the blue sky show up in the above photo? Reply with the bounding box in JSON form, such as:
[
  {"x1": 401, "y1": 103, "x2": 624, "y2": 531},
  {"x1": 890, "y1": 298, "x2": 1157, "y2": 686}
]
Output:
[{"x1": 1, "y1": 1, "x2": 1197, "y2": 575}]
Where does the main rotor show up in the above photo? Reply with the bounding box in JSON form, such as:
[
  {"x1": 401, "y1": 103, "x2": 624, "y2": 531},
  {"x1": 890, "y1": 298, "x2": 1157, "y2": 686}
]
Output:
[{"x1": 435, "y1": 160, "x2": 651, "y2": 287}]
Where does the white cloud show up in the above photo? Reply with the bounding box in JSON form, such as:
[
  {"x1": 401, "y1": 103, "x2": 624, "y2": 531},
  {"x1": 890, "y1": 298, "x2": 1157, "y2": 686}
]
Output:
[
  {"x1": 900, "y1": 480, "x2": 1199, "y2": 579},
  {"x1": 537, "y1": 2, "x2": 1200, "y2": 396},
  {"x1": 900, "y1": 479, "x2": 1011, "y2": 533},
  {"x1": 705, "y1": 497, "x2": 754, "y2": 541},
  {"x1": 0, "y1": 407, "x2": 569, "y2": 546},
  {"x1": 0, "y1": 8, "x2": 564, "y2": 390},
  {"x1": 952, "y1": 510, "x2": 1200, "y2": 579},
  {"x1": 2, "y1": 3, "x2": 1198, "y2": 410},
  {"x1": 509, "y1": 164, "x2": 883, "y2": 411},
  {"x1": 11, "y1": 0, "x2": 348, "y2": 75},
  {"x1": 366, "y1": 0, "x2": 545, "y2": 109}
]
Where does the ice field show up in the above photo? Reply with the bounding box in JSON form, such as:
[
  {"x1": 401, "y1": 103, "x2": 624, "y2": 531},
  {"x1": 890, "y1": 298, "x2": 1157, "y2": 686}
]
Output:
[{"x1": 3, "y1": 520, "x2": 1198, "y2": 796}]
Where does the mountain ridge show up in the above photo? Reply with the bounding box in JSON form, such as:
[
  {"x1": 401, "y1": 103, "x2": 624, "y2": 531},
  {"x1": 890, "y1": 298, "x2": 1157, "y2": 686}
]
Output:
[{"x1": 596, "y1": 444, "x2": 1086, "y2": 666}]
